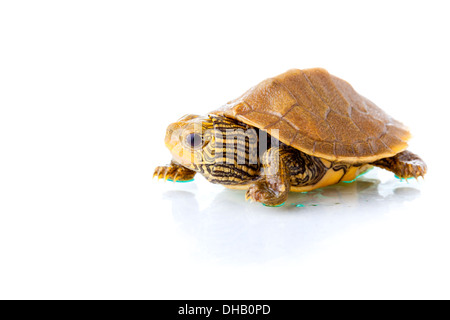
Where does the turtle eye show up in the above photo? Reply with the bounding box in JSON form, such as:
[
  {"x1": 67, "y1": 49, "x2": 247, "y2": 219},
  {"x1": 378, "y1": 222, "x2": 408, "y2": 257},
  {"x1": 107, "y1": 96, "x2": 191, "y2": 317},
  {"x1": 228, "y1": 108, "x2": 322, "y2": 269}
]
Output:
[{"x1": 186, "y1": 133, "x2": 203, "y2": 149}]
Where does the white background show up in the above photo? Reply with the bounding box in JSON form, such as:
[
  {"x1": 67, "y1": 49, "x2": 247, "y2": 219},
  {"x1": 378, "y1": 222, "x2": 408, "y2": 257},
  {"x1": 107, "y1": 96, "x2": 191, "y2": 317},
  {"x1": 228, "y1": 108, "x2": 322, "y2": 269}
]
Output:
[{"x1": 1, "y1": 1, "x2": 449, "y2": 299}]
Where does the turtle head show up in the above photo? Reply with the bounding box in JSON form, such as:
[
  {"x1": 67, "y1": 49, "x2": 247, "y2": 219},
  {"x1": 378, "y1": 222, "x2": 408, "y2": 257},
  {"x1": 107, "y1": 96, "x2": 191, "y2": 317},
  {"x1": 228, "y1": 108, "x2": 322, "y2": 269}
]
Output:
[{"x1": 164, "y1": 114, "x2": 215, "y2": 170}]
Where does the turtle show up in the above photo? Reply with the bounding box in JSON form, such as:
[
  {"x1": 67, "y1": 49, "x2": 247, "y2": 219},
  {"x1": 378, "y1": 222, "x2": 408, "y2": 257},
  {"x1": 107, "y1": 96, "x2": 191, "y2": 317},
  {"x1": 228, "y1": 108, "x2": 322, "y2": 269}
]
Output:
[{"x1": 154, "y1": 68, "x2": 427, "y2": 206}]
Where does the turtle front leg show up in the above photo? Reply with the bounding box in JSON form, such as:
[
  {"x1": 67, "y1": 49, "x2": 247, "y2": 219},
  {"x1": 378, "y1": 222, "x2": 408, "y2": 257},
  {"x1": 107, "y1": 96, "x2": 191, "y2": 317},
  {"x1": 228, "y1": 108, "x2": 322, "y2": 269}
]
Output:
[
  {"x1": 245, "y1": 147, "x2": 293, "y2": 207},
  {"x1": 372, "y1": 150, "x2": 427, "y2": 179},
  {"x1": 153, "y1": 161, "x2": 196, "y2": 182}
]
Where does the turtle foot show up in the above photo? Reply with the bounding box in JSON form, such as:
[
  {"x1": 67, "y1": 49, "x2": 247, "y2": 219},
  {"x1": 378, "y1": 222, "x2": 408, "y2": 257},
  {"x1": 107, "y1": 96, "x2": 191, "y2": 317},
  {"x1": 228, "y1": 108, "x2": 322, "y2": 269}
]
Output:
[
  {"x1": 245, "y1": 180, "x2": 288, "y2": 207},
  {"x1": 153, "y1": 163, "x2": 196, "y2": 182},
  {"x1": 372, "y1": 150, "x2": 427, "y2": 180}
]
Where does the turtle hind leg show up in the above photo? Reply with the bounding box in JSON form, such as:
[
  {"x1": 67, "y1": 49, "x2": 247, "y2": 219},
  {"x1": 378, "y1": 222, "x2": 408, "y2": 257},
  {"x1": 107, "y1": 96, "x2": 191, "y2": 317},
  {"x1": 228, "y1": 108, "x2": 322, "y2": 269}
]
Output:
[{"x1": 372, "y1": 150, "x2": 427, "y2": 179}]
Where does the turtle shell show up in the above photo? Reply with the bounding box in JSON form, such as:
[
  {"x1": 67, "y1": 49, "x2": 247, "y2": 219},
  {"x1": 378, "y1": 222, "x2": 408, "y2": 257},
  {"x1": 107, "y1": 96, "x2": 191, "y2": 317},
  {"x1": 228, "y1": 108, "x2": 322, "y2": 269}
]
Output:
[{"x1": 210, "y1": 68, "x2": 411, "y2": 163}]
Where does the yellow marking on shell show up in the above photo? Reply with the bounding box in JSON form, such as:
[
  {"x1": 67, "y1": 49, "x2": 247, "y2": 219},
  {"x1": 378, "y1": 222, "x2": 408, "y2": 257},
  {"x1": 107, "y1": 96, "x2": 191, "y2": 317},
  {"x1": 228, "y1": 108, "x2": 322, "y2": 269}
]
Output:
[
  {"x1": 290, "y1": 170, "x2": 343, "y2": 192},
  {"x1": 224, "y1": 169, "x2": 349, "y2": 192},
  {"x1": 222, "y1": 164, "x2": 373, "y2": 192},
  {"x1": 340, "y1": 164, "x2": 373, "y2": 182},
  {"x1": 320, "y1": 159, "x2": 333, "y2": 169},
  {"x1": 290, "y1": 164, "x2": 372, "y2": 192}
]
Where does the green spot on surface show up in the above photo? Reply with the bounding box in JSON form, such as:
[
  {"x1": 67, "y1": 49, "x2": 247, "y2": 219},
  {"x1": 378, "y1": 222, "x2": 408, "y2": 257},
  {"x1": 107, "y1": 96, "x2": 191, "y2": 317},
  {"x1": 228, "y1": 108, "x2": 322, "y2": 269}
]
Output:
[
  {"x1": 394, "y1": 175, "x2": 415, "y2": 181},
  {"x1": 263, "y1": 202, "x2": 285, "y2": 207},
  {"x1": 167, "y1": 179, "x2": 195, "y2": 183},
  {"x1": 294, "y1": 204, "x2": 305, "y2": 208}
]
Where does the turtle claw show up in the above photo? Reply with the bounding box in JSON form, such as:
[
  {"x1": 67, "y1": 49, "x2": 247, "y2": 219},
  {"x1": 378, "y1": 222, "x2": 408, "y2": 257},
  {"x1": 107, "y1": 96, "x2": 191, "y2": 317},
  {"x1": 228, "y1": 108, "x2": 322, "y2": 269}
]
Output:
[
  {"x1": 245, "y1": 191, "x2": 255, "y2": 203},
  {"x1": 153, "y1": 166, "x2": 169, "y2": 181},
  {"x1": 153, "y1": 166, "x2": 162, "y2": 180},
  {"x1": 163, "y1": 168, "x2": 170, "y2": 181},
  {"x1": 152, "y1": 167, "x2": 159, "y2": 179}
]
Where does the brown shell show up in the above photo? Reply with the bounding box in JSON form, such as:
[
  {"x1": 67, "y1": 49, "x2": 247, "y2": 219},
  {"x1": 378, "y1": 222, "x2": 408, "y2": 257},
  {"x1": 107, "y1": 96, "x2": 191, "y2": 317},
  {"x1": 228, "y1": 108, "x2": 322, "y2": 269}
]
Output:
[{"x1": 210, "y1": 68, "x2": 411, "y2": 163}]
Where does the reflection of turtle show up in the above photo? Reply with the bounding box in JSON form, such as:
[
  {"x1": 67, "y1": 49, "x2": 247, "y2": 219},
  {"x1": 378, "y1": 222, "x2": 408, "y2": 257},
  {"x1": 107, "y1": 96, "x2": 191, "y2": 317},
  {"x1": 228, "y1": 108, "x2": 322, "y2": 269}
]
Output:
[{"x1": 154, "y1": 68, "x2": 427, "y2": 206}]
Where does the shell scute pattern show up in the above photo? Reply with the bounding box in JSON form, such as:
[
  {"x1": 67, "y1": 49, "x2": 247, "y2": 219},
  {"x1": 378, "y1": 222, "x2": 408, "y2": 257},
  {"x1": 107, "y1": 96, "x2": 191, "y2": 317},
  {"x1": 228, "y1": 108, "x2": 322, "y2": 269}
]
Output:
[{"x1": 211, "y1": 68, "x2": 410, "y2": 163}]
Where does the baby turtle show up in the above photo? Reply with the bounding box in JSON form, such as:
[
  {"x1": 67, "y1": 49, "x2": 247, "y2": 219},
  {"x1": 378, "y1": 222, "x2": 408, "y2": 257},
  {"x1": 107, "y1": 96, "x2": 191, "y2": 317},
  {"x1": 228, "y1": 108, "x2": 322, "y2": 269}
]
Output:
[{"x1": 154, "y1": 68, "x2": 426, "y2": 206}]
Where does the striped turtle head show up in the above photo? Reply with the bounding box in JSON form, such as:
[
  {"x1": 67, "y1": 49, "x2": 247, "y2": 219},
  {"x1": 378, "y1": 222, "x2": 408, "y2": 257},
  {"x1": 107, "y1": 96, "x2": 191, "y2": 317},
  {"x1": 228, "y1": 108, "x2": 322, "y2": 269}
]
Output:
[{"x1": 164, "y1": 114, "x2": 215, "y2": 170}]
